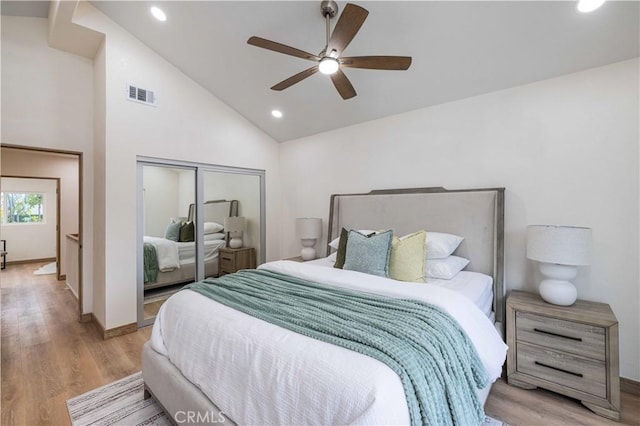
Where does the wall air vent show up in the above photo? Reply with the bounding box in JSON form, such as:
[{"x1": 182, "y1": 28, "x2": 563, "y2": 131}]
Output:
[{"x1": 127, "y1": 84, "x2": 156, "y2": 106}]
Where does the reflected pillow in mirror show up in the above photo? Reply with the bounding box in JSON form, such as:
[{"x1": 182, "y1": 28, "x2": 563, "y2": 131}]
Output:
[
  {"x1": 164, "y1": 219, "x2": 181, "y2": 242},
  {"x1": 204, "y1": 222, "x2": 224, "y2": 234},
  {"x1": 179, "y1": 221, "x2": 195, "y2": 242}
]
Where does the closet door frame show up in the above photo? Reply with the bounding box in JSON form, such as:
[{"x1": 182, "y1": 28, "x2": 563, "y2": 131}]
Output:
[{"x1": 136, "y1": 156, "x2": 266, "y2": 327}]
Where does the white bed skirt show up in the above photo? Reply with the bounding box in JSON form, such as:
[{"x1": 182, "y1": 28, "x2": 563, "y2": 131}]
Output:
[
  {"x1": 142, "y1": 341, "x2": 493, "y2": 425},
  {"x1": 144, "y1": 259, "x2": 218, "y2": 290}
]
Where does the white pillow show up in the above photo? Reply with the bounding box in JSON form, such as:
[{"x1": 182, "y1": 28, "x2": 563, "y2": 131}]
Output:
[
  {"x1": 204, "y1": 232, "x2": 225, "y2": 241},
  {"x1": 426, "y1": 255, "x2": 470, "y2": 280},
  {"x1": 426, "y1": 232, "x2": 464, "y2": 259},
  {"x1": 204, "y1": 222, "x2": 224, "y2": 234},
  {"x1": 328, "y1": 230, "x2": 376, "y2": 249}
]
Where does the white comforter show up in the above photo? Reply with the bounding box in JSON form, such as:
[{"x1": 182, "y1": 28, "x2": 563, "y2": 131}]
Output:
[
  {"x1": 144, "y1": 236, "x2": 180, "y2": 271},
  {"x1": 151, "y1": 260, "x2": 508, "y2": 425}
]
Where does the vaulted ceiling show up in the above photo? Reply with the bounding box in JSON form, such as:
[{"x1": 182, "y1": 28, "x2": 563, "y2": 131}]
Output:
[{"x1": 2, "y1": 1, "x2": 639, "y2": 142}]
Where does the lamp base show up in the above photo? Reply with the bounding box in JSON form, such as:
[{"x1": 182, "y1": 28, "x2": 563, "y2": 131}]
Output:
[
  {"x1": 539, "y1": 280, "x2": 577, "y2": 306},
  {"x1": 229, "y1": 238, "x2": 243, "y2": 249},
  {"x1": 300, "y1": 238, "x2": 317, "y2": 261},
  {"x1": 300, "y1": 247, "x2": 317, "y2": 261},
  {"x1": 538, "y1": 262, "x2": 578, "y2": 306}
]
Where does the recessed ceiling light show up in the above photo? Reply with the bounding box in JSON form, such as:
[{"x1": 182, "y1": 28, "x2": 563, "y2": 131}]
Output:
[
  {"x1": 271, "y1": 110, "x2": 283, "y2": 118},
  {"x1": 150, "y1": 6, "x2": 167, "y2": 22},
  {"x1": 577, "y1": 0, "x2": 606, "y2": 13}
]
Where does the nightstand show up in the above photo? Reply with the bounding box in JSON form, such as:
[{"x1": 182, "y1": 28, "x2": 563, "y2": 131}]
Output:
[
  {"x1": 219, "y1": 247, "x2": 256, "y2": 275},
  {"x1": 284, "y1": 256, "x2": 305, "y2": 262},
  {"x1": 506, "y1": 290, "x2": 620, "y2": 420}
]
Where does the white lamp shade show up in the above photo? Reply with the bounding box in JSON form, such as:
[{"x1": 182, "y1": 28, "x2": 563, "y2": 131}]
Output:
[
  {"x1": 526, "y1": 225, "x2": 592, "y2": 266},
  {"x1": 296, "y1": 218, "x2": 322, "y2": 239},
  {"x1": 224, "y1": 216, "x2": 246, "y2": 233}
]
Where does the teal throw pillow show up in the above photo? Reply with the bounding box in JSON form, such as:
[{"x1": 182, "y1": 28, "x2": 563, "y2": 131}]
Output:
[
  {"x1": 343, "y1": 229, "x2": 393, "y2": 277},
  {"x1": 335, "y1": 228, "x2": 377, "y2": 269},
  {"x1": 164, "y1": 220, "x2": 181, "y2": 242}
]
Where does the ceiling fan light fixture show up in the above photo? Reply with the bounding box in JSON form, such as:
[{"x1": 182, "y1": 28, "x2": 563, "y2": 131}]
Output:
[
  {"x1": 318, "y1": 57, "x2": 339, "y2": 75},
  {"x1": 150, "y1": 6, "x2": 167, "y2": 22},
  {"x1": 577, "y1": 0, "x2": 606, "y2": 13}
]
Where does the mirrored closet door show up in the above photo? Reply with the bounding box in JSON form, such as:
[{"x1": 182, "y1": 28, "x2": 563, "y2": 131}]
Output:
[
  {"x1": 203, "y1": 170, "x2": 262, "y2": 272},
  {"x1": 137, "y1": 158, "x2": 265, "y2": 327},
  {"x1": 139, "y1": 164, "x2": 196, "y2": 323}
]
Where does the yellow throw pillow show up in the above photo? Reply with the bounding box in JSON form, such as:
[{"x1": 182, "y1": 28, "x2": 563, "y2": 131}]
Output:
[{"x1": 389, "y1": 230, "x2": 427, "y2": 283}]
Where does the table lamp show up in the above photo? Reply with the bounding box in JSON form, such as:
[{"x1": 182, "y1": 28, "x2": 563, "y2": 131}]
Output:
[
  {"x1": 224, "y1": 216, "x2": 246, "y2": 249},
  {"x1": 296, "y1": 218, "x2": 322, "y2": 260},
  {"x1": 526, "y1": 225, "x2": 592, "y2": 306}
]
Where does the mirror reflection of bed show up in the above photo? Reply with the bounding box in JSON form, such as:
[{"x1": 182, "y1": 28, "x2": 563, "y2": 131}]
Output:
[{"x1": 142, "y1": 200, "x2": 238, "y2": 319}]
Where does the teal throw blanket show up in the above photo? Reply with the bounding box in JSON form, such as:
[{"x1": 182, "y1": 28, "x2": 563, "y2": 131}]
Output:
[
  {"x1": 143, "y1": 243, "x2": 159, "y2": 283},
  {"x1": 186, "y1": 269, "x2": 489, "y2": 426}
]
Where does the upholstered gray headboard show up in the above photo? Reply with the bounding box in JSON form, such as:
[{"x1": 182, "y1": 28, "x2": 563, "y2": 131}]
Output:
[
  {"x1": 327, "y1": 187, "x2": 505, "y2": 328},
  {"x1": 188, "y1": 200, "x2": 238, "y2": 223}
]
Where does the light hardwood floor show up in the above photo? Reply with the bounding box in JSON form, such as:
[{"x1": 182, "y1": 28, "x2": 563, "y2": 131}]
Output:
[
  {"x1": 1, "y1": 262, "x2": 639, "y2": 425},
  {"x1": 1, "y1": 262, "x2": 151, "y2": 425}
]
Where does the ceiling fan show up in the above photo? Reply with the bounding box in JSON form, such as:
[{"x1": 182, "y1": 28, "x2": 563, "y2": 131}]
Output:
[{"x1": 247, "y1": 1, "x2": 412, "y2": 100}]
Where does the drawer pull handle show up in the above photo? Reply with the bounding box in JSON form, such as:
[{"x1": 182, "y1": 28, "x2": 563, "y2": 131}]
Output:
[
  {"x1": 534, "y1": 361, "x2": 583, "y2": 377},
  {"x1": 533, "y1": 328, "x2": 582, "y2": 342}
]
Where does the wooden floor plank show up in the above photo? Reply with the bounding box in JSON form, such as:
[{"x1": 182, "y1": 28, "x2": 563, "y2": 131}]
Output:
[{"x1": 1, "y1": 333, "x2": 25, "y2": 426}]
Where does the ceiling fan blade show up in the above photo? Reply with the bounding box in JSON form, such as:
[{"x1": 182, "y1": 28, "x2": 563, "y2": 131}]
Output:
[
  {"x1": 248, "y1": 36, "x2": 320, "y2": 62},
  {"x1": 340, "y1": 56, "x2": 412, "y2": 70},
  {"x1": 326, "y1": 3, "x2": 369, "y2": 57},
  {"x1": 330, "y1": 69, "x2": 357, "y2": 100},
  {"x1": 271, "y1": 66, "x2": 319, "y2": 91}
]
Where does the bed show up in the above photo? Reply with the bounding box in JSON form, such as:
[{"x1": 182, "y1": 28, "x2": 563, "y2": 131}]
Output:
[
  {"x1": 142, "y1": 187, "x2": 507, "y2": 425},
  {"x1": 143, "y1": 200, "x2": 238, "y2": 290}
]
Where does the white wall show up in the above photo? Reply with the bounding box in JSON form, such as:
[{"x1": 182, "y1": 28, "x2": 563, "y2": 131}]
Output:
[
  {"x1": 1, "y1": 16, "x2": 94, "y2": 314},
  {"x1": 0, "y1": 178, "x2": 57, "y2": 262},
  {"x1": 92, "y1": 37, "x2": 106, "y2": 323},
  {"x1": 279, "y1": 59, "x2": 639, "y2": 380},
  {"x1": 74, "y1": 5, "x2": 281, "y2": 330},
  {"x1": 143, "y1": 166, "x2": 182, "y2": 237}
]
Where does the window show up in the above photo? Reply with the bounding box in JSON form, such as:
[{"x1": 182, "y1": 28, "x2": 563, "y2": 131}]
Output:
[{"x1": 0, "y1": 192, "x2": 45, "y2": 224}]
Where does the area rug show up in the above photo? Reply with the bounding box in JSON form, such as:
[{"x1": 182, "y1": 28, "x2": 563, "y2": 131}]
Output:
[
  {"x1": 33, "y1": 262, "x2": 56, "y2": 275},
  {"x1": 66, "y1": 372, "x2": 170, "y2": 426},
  {"x1": 67, "y1": 372, "x2": 509, "y2": 426}
]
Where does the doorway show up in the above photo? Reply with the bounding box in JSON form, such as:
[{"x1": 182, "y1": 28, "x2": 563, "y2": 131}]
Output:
[
  {"x1": 0, "y1": 176, "x2": 60, "y2": 276},
  {"x1": 0, "y1": 145, "x2": 83, "y2": 317}
]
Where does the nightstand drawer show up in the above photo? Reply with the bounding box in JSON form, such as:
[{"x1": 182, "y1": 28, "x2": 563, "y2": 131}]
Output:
[
  {"x1": 516, "y1": 312, "x2": 606, "y2": 361},
  {"x1": 516, "y1": 341, "x2": 606, "y2": 398},
  {"x1": 220, "y1": 253, "x2": 234, "y2": 271}
]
